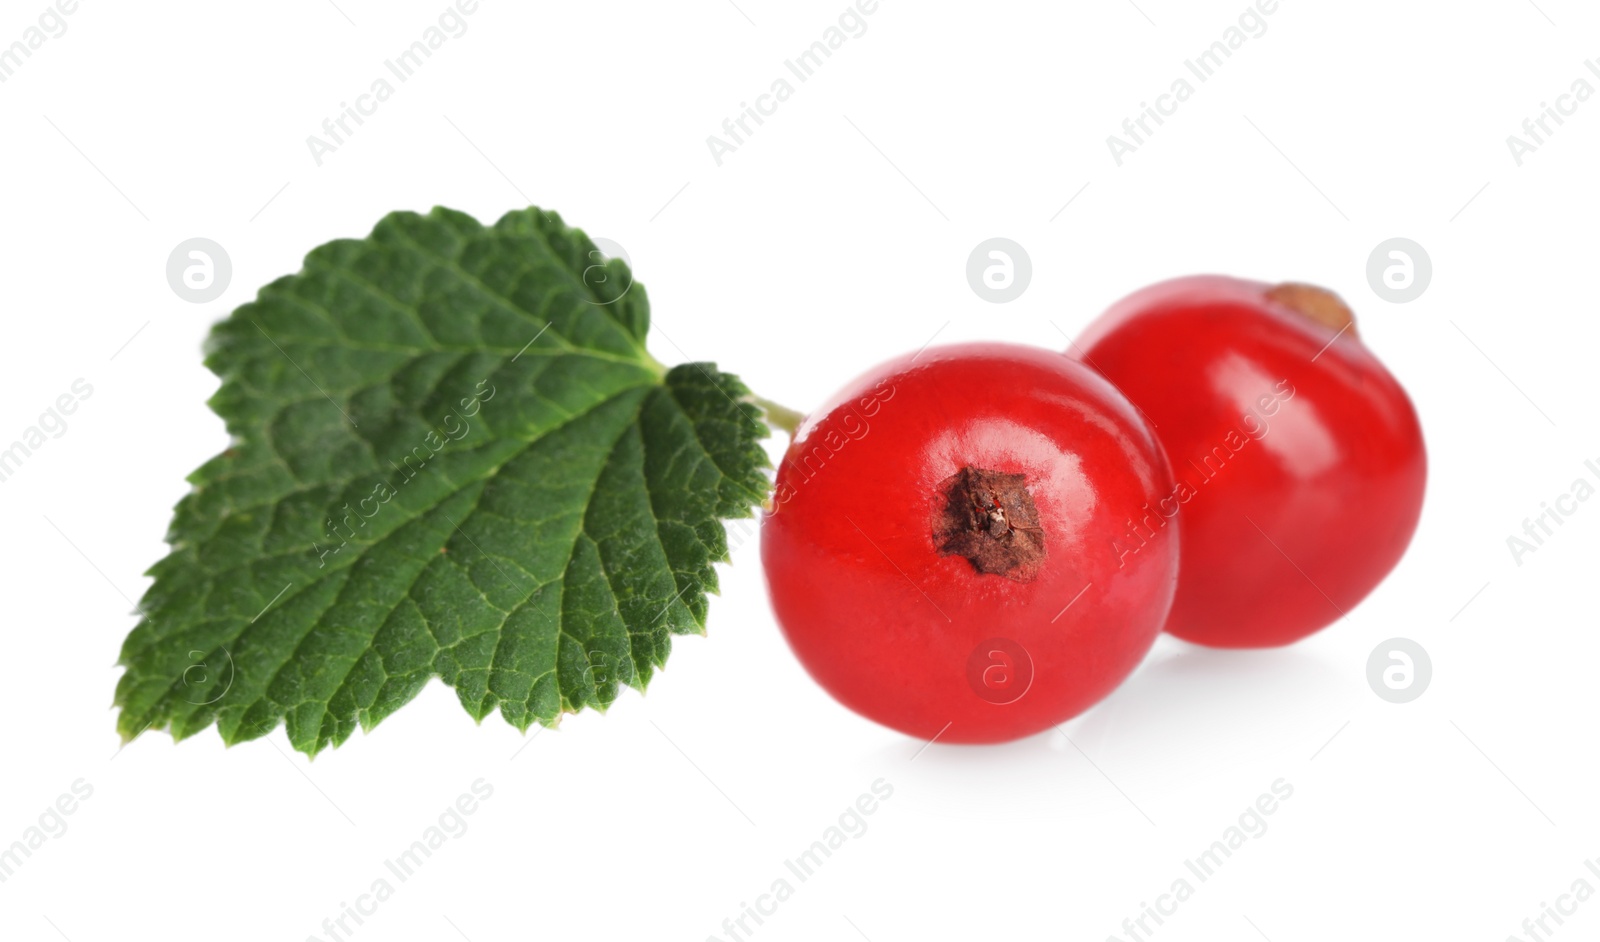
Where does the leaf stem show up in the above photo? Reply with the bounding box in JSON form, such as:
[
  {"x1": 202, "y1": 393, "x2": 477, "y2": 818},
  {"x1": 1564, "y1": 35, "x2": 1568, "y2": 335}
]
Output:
[{"x1": 751, "y1": 395, "x2": 804, "y2": 437}]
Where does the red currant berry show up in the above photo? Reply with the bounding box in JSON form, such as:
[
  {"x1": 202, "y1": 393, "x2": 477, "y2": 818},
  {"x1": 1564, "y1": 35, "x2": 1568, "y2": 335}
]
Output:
[
  {"x1": 1073, "y1": 276, "x2": 1427, "y2": 648},
  {"x1": 761, "y1": 343, "x2": 1178, "y2": 743}
]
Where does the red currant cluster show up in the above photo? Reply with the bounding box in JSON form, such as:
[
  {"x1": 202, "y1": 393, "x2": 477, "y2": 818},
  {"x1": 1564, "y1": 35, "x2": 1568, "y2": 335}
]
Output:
[{"x1": 762, "y1": 276, "x2": 1426, "y2": 743}]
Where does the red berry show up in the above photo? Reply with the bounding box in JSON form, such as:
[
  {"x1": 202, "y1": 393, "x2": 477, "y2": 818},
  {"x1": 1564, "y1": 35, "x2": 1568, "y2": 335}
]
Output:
[
  {"x1": 761, "y1": 343, "x2": 1178, "y2": 743},
  {"x1": 1073, "y1": 275, "x2": 1426, "y2": 648}
]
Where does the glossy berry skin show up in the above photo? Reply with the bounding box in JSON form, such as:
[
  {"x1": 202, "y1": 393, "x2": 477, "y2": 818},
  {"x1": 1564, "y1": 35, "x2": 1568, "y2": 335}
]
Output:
[
  {"x1": 761, "y1": 343, "x2": 1178, "y2": 744},
  {"x1": 1073, "y1": 275, "x2": 1426, "y2": 648}
]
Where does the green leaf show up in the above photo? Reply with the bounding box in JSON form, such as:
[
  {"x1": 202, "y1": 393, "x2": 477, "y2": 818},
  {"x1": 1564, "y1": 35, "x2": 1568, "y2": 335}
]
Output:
[{"x1": 115, "y1": 207, "x2": 769, "y2": 756}]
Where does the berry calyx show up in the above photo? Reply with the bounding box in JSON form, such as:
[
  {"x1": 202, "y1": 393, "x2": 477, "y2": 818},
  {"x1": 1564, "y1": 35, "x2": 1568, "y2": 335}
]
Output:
[
  {"x1": 933, "y1": 466, "x2": 1046, "y2": 582},
  {"x1": 1264, "y1": 282, "x2": 1357, "y2": 337}
]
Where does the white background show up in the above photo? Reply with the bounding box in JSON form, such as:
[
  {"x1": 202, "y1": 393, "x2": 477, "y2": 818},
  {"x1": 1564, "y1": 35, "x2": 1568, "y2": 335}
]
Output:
[{"x1": 1, "y1": 1, "x2": 1597, "y2": 940}]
